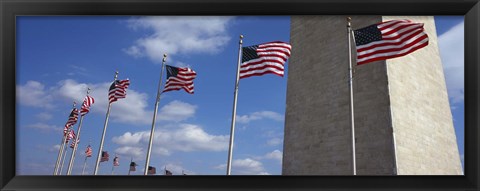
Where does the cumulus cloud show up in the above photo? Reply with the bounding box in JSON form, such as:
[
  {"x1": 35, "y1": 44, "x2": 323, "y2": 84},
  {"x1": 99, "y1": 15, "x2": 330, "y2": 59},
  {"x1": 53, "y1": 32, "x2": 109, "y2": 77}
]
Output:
[
  {"x1": 112, "y1": 123, "x2": 229, "y2": 157},
  {"x1": 236, "y1": 111, "x2": 284, "y2": 124},
  {"x1": 157, "y1": 100, "x2": 197, "y2": 122},
  {"x1": 215, "y1": 158, "x2": 269, "y2": 175},
  {"x1": 264, "y1": 150, "x2": 283, "y2": 163},
  {"x1": 438, "y1": 21, "x2": 464, "y2": 104},
  {"x1": 164, "y1": 163, "x2": 195, "y2": 175},
  {"x1": 17, "y1": 81, "x2": 54, "y2": 109},
  {"x1": 124, "y1": 16, "x2": 233, "y2": 63},
  {"x1": 267, "y1": 137, "x2": 283, "y2": 146}
]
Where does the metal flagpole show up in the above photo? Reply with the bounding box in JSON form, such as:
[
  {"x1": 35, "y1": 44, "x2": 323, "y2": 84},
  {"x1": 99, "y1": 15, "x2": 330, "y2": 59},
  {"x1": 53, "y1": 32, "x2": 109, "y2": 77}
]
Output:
[
  {"x1": 59, "y1": 143, "x2": 69, "y2": 175},
  {"x1": 54, "y1": 102, "x2": 76, "y2": 175},
  {"x1": 67, "y1": 88, "x2": 90, "y2": 175},
  {"x1": 144, "y1": 54, "x2": 167, "y2": 175},
  {"x1": 226, "y1": 35, "x2": 243, "y2": 175},
  {"x1": 128, "y1": 157, "x2": 133, "y2": 175},
  {"x1": 94, "y1": 71, "x2": 118, "y2": 175},
  {"x1": 347, "y1": 17, "x2": 357, "y2": 175}
]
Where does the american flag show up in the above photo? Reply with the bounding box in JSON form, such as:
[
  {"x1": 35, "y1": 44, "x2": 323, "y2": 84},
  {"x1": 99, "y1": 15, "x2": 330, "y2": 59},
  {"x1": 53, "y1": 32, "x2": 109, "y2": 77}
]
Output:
[
  {"x1": 129, "y1": 162, "x2": 137, "y2": 171},
  {"x1": 100, "y1": 151, "x2": 109, "y2": 162},
  {"x1": 85, "y1": 145, "x2": 92, "y2": 157},
  {"x1": 162, "y1": 65, "x2": 196, "y2": 94},
  {"x1": 240, "y1": 41, "x2": 292, "y2": 79},
  {"x1": 66, "y1": 129, "x2": 76, "y2": 143},
  {"x1": 108, "y1": 79, "x2": 130, "y2": 104},
  {"x1": 148, "y1": 166, "x2": 156, "y2": 174},
  {"x1": 80, "y1": 95, "x2": 94, "y2": 116},
  {"x1": 165, "y1": 169, "x2": 173, "y2": 176},
  {"x1": 63, "y1": 108, "x2": 79, "y2": 135},
  {"x1": 70, "y1": 138, "x2": 79, "y2": 149},
  {"x1": 353, "y1": 19, "x2": 429, "y2": 65},
  {"x1": 113, "y1": 156, "x2": 119, "y2": 166}
]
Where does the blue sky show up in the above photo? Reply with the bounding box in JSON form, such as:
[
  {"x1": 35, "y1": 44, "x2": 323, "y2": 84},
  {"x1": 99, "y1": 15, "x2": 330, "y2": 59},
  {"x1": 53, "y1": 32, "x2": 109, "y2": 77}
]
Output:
[{"x1": 16, "y1": 16, "x2": 464, "y2": 175}]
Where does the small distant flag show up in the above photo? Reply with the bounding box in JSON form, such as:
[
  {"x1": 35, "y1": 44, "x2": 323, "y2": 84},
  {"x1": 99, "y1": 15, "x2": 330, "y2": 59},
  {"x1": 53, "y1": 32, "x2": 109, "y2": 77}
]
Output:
[
  {"x1": 64, "y1": 108, "x2": 79, "y2": 135},
  {"x1": 148, "y1": 166, "x2": 156, "y2": 175},
  {"x1": 108, "y1": 79, "x2": 130, "y2": 104},
  {"x1": 100, "y1": 151, "x2": 110, "y2": 162},
  {"x1": 70, "y1": 138, "x2": 79, "y2": 149},
  {"x1": 165, "y1": 169, "x2": 173, "y2": 176},
  {"x1": 353, "y1": 19, "x2": 429, "y2": 65},
  {"x1": 162, "y1": 65, "x2": 196, "y2": 94},
  {"x1": 113, "y1": 156, "x2": 119, "y2": 166},
  {"x1": 129, "y1": 162, "x2": 138, "y2": 171},
  {"x1": 240, "y1": 41, "x2": 292, "y2": 79},
  {"x1": 80, "y1": 95, "x2": 94, "y2": 116},
  {"x1": 85, "y1": 145, "x2": 92, "y2": 157}
]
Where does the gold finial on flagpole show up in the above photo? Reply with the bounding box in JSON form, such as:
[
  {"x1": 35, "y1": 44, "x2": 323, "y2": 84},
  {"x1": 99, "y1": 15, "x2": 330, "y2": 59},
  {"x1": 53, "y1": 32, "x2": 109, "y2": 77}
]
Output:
[
  {"x1": 347, "y1": 17, "x2": 352, "y2": 27},
  {"x1": 87, "y1": 87, "x2": 91, "y2": 95},
  {"x1": 73, "y1": 101, "x2": 76, "y2": 108},
  {"x1": 239, "y1": 34, "x2": 243, "y2": 44},
  {"x1": 163, "y1": 54, "x2": 167, "y2": 63},
  {"x1": 114, "y1": 71, "x2": 119, "y2": 80}
]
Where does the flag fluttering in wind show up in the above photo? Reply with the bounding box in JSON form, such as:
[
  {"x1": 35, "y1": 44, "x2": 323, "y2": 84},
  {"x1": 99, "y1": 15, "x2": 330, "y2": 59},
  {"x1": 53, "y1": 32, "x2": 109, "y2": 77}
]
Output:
[
  {"x1": 113, "y1": 156, "x2": 119, "y2": 166},
  {"x1": 353, "y1": 19, "x2": 429, "y2": 65},
  {"x1": 80, "y1": 95, "x2": 95, "y2": 116},
  {"x1": 63, "y1": 108, "x2": 79, "y2": 135},
  {"x1": 69, "y1": 138, "x2": 79, "y2": 149},
  {"x1": 240, "y1": 41, "x2": 292, "y2": 79},
  {"x1": 66, "y1": 129, "x2": 76, "y2": 143},
  {"x1": 129, "y1": 162, "x2": 137, "y2": 171},
  {"x1": 100, "y1": 151, "x2": 109, "y2": 162},
  {"x1": 162, "y1": 65, "x2": 196, "y2": 94},
  {"x1": 85, "y1": 145, "x2": 92, "y2": 157},
  {"x1": 148, "y1": 166, "x2": 156, "y2": 175},
  {"x1": 165, "y1": 169, "x2": 173, "y2": 176},
  {"x1": 108, "y1": 79, "x2": 130, "y2": 103}
]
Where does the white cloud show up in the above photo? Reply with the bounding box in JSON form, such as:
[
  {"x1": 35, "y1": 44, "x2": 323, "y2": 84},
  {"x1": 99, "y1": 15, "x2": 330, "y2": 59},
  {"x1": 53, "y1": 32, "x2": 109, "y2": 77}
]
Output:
[
  {"x1": 236, "y1": 111, "x2": 284, "y2": 124},
  {"x1": 164, "y1": 163, "x2": 195, "y2": 175},
  {"x1": 35, "y1": 112, "x2": 53, "y2": 121},
  {"x1": 215, "y1": 158, "x2": 268, "y2": 175},
  {"x1": 267, "y1": 137, "x2": 283, "y2": 146},
  {"x1": 264, "y1": 150, "x2": 283, "y2": 163},
  {"x1": 112, "y1": 123, "x2": 229, "y2": 156},
  {"x1": 157, "y1": 100, "x2": 197, "y2": 122},
  {"x1": 115, "y1": 146, "x2": 145, "y2": 160},
  {"x1": 124, "y1": 16, "x2": 233, "y2": 63},
  {"x1": 438, "y1": 21, "x2": 464, "y2": 104},
  {"x1": 16, "y1": 81, "x2": 54, "y2": 109},
  {"x1": 26, "y1": 123, "x2": 62, "y2": 133}
]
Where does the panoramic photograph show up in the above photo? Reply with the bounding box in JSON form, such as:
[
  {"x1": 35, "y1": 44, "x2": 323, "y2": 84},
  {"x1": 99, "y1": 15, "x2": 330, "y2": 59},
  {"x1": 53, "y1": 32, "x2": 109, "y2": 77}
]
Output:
[{"x1": 16, "y1": 15, "x2": 464, "y2": 175}]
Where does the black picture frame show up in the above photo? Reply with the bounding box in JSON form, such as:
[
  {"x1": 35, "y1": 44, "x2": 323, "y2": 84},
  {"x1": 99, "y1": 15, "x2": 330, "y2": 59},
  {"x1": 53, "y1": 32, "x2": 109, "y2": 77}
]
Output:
[{"x1": 1, "y1": 0, "x2": 478, "y2": 190}]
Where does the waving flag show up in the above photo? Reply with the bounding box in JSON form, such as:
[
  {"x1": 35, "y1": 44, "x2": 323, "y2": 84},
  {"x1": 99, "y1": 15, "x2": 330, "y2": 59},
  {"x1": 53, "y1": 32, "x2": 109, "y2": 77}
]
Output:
[
  {"x1": 108, "y1": 79, "x2": 130, "y2": 103},
  {"x1": 162, "y1": 65, "x2": 196, "y2": 94},
  {"x1": 100, "y1": 151, "x2": 110, "y2": 162},
  {"x1": 113, "y1": 156, "x2": 119, "y2": 166},
  {"x1": 85, "y1": 145, "x2": 92, "y2": 157},
  {"x1": 63, "y1": 108, "x2": 79, "y2": 135},
  {"x1": 69, "y1": 138, "x2": 79, "y2": 149},
  {"x1": 129, "y1": 162, "x2": 138, "y2": 171},
  {"x1": 66, "y1": 129, "x2": 76, "y2": 143},
  {"x1": 80, "y1": 95, "x2": 94, "y2": 116},
  {"x1": 148, "y1": 166, "x2": 156, "y2": 175},
  {"x1": 240, "y1": 41, "x2": 292, "y2": 79},
  {"x1": 353, "y1": 19, "x2": 429, "y2": 65}
]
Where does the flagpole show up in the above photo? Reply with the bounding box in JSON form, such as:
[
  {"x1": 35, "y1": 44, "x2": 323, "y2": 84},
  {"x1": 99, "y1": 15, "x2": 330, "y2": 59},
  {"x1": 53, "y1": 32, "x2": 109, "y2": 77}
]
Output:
[
  {"x1": 226, "y1": 35, "x2": 243, "y2": 175},
  {"x1": 144, "y1": 54, "x2": 167, "y2": 175},
  {"x1": 347, "y1": 17, "x2": 357, "y2": 175},
  {"x1": 59, "y1": 144, "x2": 69, "y2": 175},
  {"x1": 128, "y1": 157, "x2": 133, "y2": 175},
  {"x1": 81, "y1": 140, "x2": 91, "y2": 175},
  {"x1": 94, "y1": 71, "x2": 118, "y2": 175},
  {"x1": 67, "y1": 88, "x2": 90, "y2": 175},
  {"x1": 54, "y1": 102, "x2": 76, "y2": 175}
]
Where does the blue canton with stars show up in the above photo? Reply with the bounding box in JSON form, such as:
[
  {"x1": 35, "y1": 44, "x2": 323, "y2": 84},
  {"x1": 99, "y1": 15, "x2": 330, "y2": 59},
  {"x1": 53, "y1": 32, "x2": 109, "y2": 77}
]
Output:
[{"x1": 354, "y1": 24, "x2": 383, "y2": 46}]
